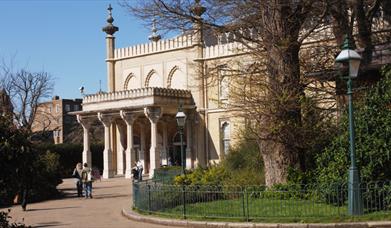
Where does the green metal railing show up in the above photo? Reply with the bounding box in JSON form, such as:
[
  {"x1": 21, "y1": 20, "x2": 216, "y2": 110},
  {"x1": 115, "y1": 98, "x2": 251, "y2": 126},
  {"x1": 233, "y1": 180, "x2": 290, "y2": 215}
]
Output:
[
  {"x1": 132, "y1": 181, "x2": 391, "y2": 220},
  {"x1": 152, "y1": 168, "x2": 182, "y2": 184}
]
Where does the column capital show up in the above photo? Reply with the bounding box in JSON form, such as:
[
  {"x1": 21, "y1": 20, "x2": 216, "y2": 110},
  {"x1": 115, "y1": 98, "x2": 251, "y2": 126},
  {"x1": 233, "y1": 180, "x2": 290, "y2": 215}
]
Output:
[
  {"x1": 98, "y1": 112, "x2": 113, "y2": 127},
  {"x1": 77, "y1": 115, "x2": 92, "y2": 129},
  {"x1": 144, "y1": 106, "x2": 162, "y2": 124},
  {"x1": 120, "y1": 110, "x2": 138, "y2": 125}
]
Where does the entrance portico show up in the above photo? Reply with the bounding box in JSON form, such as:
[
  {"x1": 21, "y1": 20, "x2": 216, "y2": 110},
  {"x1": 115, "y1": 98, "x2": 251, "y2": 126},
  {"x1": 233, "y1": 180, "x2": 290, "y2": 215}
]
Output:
[{"x1": 74, "y1": 87, "x2": 194, "y2": 179}]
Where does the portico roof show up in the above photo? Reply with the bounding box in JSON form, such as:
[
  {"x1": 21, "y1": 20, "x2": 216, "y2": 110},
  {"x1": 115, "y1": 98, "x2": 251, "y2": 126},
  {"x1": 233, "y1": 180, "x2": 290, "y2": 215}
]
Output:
[{"x1": 71, "y1": 87, "x2": 195, "y2": 116}]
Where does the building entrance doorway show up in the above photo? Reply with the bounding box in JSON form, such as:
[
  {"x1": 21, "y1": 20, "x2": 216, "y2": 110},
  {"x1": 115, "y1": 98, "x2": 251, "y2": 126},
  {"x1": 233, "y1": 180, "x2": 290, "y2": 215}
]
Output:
[{"x1": 169, "y1": 132, "x2": 186, "y2": 166}]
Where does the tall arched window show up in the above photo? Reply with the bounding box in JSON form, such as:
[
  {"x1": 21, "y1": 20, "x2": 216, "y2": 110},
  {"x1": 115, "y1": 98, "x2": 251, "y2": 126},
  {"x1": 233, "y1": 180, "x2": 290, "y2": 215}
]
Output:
[
  {"x1": 218, "y1": 66, "x2": 229, "y2": 101},
  {"x1": 221, "y1": 121, "x2": 231, "y2": 155}
]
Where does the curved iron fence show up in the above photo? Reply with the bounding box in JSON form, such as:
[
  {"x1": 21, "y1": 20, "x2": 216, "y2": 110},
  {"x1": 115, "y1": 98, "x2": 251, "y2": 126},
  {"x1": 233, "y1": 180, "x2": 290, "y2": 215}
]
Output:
[{"x1": 132, "y1": 181, "x2": 391, "y2": 220}]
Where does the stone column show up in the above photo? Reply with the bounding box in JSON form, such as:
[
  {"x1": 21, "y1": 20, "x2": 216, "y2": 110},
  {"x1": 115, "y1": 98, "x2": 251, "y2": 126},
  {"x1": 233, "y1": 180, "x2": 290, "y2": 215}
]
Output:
[
  {"x1": 98, "y1": 113, "x2": 114, "y2": 179},
  {"x1": 186, "y1": 116, "x2": 192, "y2": 169},
  {"x1": 144, "y1": 107, "x2": 162, "y2": 178},
  {"x1": 139, "y1": 120, "x2": 146, "y2": 171},
  {"x1": 120, "y1": 110, "x2": 138, "y2": 179},
  {"x1": 116, "y1": 121, "x2": 126, "y2": 175},
  {"x1": 77, "y1": 115, "x2": 92, "y2": 167},
  {"x1": 161, "y1": 121, "x2": 168, "y2": 166}
]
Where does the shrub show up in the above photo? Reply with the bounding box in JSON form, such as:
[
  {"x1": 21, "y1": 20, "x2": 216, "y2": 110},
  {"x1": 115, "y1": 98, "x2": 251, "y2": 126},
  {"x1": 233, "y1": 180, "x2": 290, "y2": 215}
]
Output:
[
  {"x1": 174, "y1": 135, "x2": 264, "y2": 187},
  {"x1": 0, "y1": 115, "x2": 62, "y2": 207},
  {"x1": 316, "y1": 65, "x2": 391, "y2": 185},
  {"x1": 35, "y1": 143, "x2": 103, "y2": 177}
]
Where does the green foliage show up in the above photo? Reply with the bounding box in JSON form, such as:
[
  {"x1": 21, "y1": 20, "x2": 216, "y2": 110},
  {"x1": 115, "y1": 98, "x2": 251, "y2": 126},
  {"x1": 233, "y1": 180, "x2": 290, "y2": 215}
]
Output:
[
  {"x1": 174, "y1": 136, "x2": 264, "y2": 186},
  {"x1": 0, "y1": 209, "x2": 30, "y2": 228},
  {"x1": 35, "y1": 143, "x2": 104, "y2": 177},
  {"x1": 0, "y1": 115, "x2": 62, "y2": 207},
  {"x1": 316, "y1": 65, "x2": 391, "y2": 184}
]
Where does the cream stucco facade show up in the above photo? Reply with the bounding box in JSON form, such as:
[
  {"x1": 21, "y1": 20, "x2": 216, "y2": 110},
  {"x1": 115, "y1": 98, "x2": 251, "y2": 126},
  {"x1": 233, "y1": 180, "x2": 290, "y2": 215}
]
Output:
[{"x1": 74, "y1": 5, "x2": 244, "y2": 179}]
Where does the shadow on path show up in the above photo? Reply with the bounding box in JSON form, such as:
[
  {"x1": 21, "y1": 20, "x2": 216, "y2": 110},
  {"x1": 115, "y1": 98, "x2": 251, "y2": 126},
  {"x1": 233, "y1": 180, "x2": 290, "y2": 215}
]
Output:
[
  {"x1": 92, "y1": 194, "x2": 130, "y2": 199},
  {"x1": 34, "y1": 221, "x2": 71, "y2": 227},
  {"x1": 27, "y1": 206, "x2": 80, "y2": 212}
]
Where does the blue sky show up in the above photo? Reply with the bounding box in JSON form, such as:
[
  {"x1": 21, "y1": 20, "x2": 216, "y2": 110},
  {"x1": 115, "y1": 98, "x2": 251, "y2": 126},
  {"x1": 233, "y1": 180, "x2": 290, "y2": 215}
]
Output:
[{"x1": 0, "y1": 0, "x2": 153, "y2": 99}]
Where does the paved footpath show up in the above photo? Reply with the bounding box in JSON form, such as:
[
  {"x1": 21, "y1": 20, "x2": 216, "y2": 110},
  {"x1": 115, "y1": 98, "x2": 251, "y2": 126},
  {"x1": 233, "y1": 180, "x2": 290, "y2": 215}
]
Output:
[{"x1": 2, "y1": 177, "x2": 173, "y2": 228}]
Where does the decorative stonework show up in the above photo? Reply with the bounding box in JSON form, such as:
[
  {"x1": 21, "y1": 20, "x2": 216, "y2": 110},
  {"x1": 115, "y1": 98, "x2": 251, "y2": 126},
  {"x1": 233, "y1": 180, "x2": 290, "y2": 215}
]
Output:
[
  {"x1": 120, "y1": 110, "x2": 138, "y2": 125},
  {"x1": 83, "y1": 87, "x2": 192, "y2": 104},
  {"x1": 145, "y1": 69, "x2": 157, "y2": 87},
  {"x1": 102, "y1": 4, "x2": 119, "y2": 36},
  {"x1": 98, "y1": 113, "x2": 113, "y2": 127},
  {"x1": 77, "y1": 114, "x2": 91, "y2": 129},
  {"x1": 167, "y1": 65, "x2": 179, "y2": 88},
  {"x1": 144, "y1": 106, "x2": 162, "y2": 123},
  {"x1": 123, "y1": 73, "x2": 135, "y2": 90}
]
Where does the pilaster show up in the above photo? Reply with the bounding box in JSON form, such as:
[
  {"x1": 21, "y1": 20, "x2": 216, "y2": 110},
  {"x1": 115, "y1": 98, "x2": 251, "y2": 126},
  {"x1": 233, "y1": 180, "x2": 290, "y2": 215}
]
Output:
[
  {"x1": 120, "y1": 110, "x2": 138, "y2": 179},
  {"x1": 77, "y1": 115, "x2": 92, "y2": 167},
  {"x1": 144, "y1": 106, "x2": 162, "y2": 178},
  {"x1": 98, "y1": 112, "x2": 114, "y2": 179}
]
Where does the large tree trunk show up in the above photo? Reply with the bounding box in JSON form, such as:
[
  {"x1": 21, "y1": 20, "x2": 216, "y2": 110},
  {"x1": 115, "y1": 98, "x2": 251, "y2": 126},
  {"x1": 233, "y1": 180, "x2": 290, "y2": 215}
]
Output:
[
  {"x1": 257, "y1": 2, "x2": 303, "y2": 187},
  {"x1": 261, "y1": 139, "x2": 299, "y2": 186}
]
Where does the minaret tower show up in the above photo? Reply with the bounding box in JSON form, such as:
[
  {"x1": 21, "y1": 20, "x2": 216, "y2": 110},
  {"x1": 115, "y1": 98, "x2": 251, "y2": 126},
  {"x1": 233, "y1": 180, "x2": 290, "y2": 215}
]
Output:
[{"x1": 102, "y1": 4, "x2": 119, "y2": 92}]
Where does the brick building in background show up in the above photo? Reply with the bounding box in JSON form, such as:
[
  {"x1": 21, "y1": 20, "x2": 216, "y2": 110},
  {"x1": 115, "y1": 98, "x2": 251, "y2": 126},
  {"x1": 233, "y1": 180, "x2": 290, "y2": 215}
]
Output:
[{"x1": 32, "y1": 96, "x2": 82, "y2": 144}]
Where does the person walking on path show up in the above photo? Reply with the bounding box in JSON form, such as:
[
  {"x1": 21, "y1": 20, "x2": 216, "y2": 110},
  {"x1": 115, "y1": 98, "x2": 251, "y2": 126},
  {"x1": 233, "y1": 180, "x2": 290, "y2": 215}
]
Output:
[
  {"x1": 81, "y1": 163, "x2": 93, "y2": 198},
  {"x1": 136, "y1": 160, "x2": 143, "y2": 181},
  {"x1": 72, "y1": 162, "x2": 83, "y2": 197}
]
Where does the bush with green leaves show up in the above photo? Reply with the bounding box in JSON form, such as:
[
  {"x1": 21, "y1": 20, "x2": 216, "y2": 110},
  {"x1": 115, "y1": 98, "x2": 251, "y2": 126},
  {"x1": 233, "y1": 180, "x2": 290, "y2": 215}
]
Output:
[
  {"x1": 316, "y1": 65, "x2": 391, "y2": 185},
  {"x1": 174, "y1": 136, "x2": 264, "y2": 187},
  {"x1": 36, "y1": 143, "x2": 104, "y2": 177},
  {"x1": 0, "y1": 115, "x2": 62, "y2": 207}
]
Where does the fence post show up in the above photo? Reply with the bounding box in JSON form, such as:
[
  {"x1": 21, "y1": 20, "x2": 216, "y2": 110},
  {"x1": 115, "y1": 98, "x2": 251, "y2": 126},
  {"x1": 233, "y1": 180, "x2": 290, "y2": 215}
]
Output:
[
  {"x1": 246, "y1": 187, "x2": 249, "y2": 222},
  {"x1": 148, "y1": 184, "x2": 151, "y2": 214},
  {"x1": 241, "y1": 187, "x2": 246, "y2": 220},
  {"x1": 182, "y1": 184, "x2": 186, "y2": 219}
]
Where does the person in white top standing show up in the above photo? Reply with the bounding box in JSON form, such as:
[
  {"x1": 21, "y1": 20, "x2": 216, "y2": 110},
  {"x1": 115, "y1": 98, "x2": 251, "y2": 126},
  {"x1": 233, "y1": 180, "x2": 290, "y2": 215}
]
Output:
[{"x1": 136, "y1": 160, "x2": 143, "y2": 181}]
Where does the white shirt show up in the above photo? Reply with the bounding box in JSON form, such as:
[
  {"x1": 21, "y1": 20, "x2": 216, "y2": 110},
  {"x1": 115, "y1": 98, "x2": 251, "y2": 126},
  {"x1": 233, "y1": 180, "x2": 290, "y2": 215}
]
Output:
[{"x1": 136, "y1": 161, "x2": 143, "y2": 169}]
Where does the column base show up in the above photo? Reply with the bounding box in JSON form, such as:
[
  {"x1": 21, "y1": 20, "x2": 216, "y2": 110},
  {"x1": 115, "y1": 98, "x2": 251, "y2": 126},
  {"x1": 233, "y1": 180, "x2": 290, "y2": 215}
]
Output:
[
  {"x1": 102, "y1": 170, "x2": 115, "y2": 179},
  {"x1": 149, "y1": 170, "x2": 154, "y2": 179},
  {"x1": 117, "y1": 169, "x2": 125, "y2": 175},
  {"x1": 186, "y1": 148, "x2": 192, "y2": 169}
]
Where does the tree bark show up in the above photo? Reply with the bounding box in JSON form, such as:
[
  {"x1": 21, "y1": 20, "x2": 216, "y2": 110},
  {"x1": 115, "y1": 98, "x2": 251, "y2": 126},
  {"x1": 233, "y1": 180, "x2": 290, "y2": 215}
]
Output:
[{"x1": 259, "y1": 2, "x2": 303, "y2": 186}]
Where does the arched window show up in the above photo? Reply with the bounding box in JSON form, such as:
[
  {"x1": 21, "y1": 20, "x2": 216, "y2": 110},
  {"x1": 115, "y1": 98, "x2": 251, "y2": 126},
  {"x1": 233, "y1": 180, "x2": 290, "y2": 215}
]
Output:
[
  {"x1": 218, "y1": 66, "x2": 229, "y2": 101},
  {"x1": 145, "y1": 69, "x2": 161, "y2": 87},
  {"x1": 221, "y1": 121, "x2": 231, "y2": 155},
  {"x1": 167, "y1": 66, "x2": 186, "y2": 89},
  {"x1": 124, "y1": 73, "x2": 137, "y2": 90}
]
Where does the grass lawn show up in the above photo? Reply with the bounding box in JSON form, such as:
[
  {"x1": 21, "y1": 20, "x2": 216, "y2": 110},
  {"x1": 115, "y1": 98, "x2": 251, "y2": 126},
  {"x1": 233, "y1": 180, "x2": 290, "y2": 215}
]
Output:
[{"x1": 140, "y1": 198, "x2": 391, "y2": 223}]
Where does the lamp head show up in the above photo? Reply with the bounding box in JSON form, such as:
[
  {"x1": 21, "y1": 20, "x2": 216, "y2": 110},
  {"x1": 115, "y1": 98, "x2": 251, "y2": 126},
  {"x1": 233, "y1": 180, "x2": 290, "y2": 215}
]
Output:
[
  {"x1": 335, "y1": 37, "x2": 361, "y2": 78},
  {"x1": 176, "y1": 103, "x2": 186, "y2": 128},
  {"x1": 79, "y1": 86, "x2": 84, "y2": 94}
]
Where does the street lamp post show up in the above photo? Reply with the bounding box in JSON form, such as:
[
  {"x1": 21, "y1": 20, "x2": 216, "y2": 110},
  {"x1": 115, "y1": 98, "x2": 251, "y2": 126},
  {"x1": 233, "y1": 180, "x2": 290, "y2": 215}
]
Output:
[
  {"x1": 335, "y1": 36, "x2": 363, "y2": 216},
  {"x1": 176, "y1": 106, "x2": 187, "y2": 175},
  {"x1": 176, "y1": 105, "x2": 187, "y2": 219}
]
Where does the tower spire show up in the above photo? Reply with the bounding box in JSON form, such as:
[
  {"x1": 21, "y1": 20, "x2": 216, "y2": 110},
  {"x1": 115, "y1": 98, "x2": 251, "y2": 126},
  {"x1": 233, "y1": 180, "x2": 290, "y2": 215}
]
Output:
[
  {"x1": 148, "y1": 18, "x2": 161, "y2": 42},
  {"x1": 102, "y1": 4, "x2": 119, "y2": 35}
]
